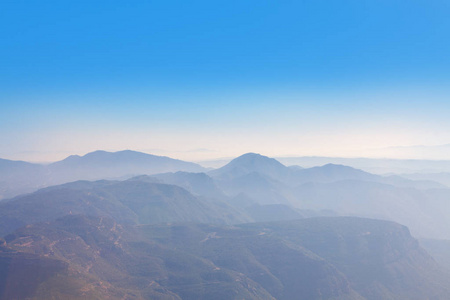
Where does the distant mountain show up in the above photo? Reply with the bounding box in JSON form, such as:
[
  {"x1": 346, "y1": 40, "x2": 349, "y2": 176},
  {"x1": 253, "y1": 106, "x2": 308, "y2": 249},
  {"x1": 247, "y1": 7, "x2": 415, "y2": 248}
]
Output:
[
  {"x1": 217, "y1": 171, "x2": 291, "y2": 205},
  {"x1": 208, "y1": 153, "x2": 443, "y2": 208},
  {"x1": 0, "y1": 179, "x2": 249, "y2": 237},
  {"x1": 379, "y1": 174, "x2": 446, "y2": 189},
  {"x1": 0, "y1": 159, "x2": 48, "y2": 200},
  {"x1": 0, "y1": 158, "x2": 44, "y2": 175},
  {"x1": 0, "y1": 150, "x2": 206, "y2": 200},
  {"x1": 205, "y1": 154, "x2": 450, "y2": 239},
  {"x1": 292, "y1": 180, "x2": 450, "y2": 239},
  {"x1": 288, "y1": 165, "x2": 303, "y2": 171},
  {"x1": 401, "y1": 172, "x2": 450, "y2": 188},
  {"x1": 5, "y1": 152, "x2": 450, "y2": 299},
  {"x1": 207, "y1": 153, "x2": 294, "y2": 205},
  {"x1": 210, "y1": 153, "x2": 439, "y2": 188},
  {"x1": 209, "y1": 153, "x2": 291, "y2": 181},
  {"x1": 292, "y1": 164, "x2": 443, "y2": 189},
  {"x1": 294, "y1": 163, "x2": 378, "y2": 183},
  {"x1": 135, "y1": 172, "x2": 226, "y2": 200},
  {"x1": 1, "y1": 170, "x2": 450, "y2": 299},
  {"x1": 48, "y1": 150, "x2": 206, "y2": 183},
  {"x1": 276, "y1": 156, "x2": 450, "y2": 174}
]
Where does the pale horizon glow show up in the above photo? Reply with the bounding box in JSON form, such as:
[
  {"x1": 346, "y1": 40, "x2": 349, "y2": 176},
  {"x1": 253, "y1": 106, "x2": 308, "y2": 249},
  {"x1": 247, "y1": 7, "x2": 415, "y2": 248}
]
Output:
[
  {"x1": 2, "y1": 1, "x2": 450, "y2": 163},
  {"x1": 0, "y1": 85, "x2": 450, "y2": 162},
  {"x1": 2, "y1": 85, "x2": 450, "y2": 163}
]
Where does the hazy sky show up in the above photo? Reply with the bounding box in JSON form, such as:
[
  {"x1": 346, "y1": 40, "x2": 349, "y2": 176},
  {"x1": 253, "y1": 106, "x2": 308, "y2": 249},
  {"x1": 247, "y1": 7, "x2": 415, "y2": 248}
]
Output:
[{"x1": 1, "y1": 0, "x2": 450, "y2": 162}]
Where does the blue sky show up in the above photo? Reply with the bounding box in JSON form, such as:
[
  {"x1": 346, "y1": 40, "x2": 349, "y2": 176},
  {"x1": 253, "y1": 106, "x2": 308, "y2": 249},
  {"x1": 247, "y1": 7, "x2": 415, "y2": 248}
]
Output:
[{"x1": 1, "y1": 0, "x2": 450, "y2": 161}]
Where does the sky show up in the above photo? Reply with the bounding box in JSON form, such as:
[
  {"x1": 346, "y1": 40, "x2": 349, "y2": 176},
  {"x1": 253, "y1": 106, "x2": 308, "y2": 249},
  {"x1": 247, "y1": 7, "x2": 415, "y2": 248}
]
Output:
[{"x1": 1, "y1": 0, "x2": 450, "y2": 162}]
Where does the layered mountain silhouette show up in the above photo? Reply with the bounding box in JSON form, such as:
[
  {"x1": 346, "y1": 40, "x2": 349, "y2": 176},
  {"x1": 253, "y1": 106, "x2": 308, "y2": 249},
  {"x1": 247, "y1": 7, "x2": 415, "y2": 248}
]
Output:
[
  {"x1": 209, "y1": 153, "x2": 442, "y2": 188},
  {"x1": 3, "y1": 151, "x2": 450, "y2": 299},
  {"x1": 0, "y1": 179, "x2": 249, "y2": 237},
  {"x1": 206, "y1": 153, "x2": 450, "y2": 238},
  {"x1": 0, "y1": 150, "x2": 205, "y2": 200},
  {"x1": 48, "y1": 150, "x2": 205, "y2": 182},
  {"x1": 135, "y1": 171, "x2": 226, "y2": 199}
]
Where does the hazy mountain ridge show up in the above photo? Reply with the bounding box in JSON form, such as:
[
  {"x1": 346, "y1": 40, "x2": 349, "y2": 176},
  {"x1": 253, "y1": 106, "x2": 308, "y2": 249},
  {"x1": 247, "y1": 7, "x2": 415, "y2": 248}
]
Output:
[
  {"x1": 275, "y1": 156, "x2": 450, "y2": 174},
  {"x1": 210, "y1": 153, "x2": 443, "y2": 191},
  {"x1": 209, "y1": 153, "x2": 292, "y2": 182},
  {"x1": 292, "y1": 180, "x2": 450, "y2": 239},
  {"x1": 0, "y1": 159, "x2": 49, "y2": 200},
  {"x1": 48, "y1": 150, "x2": 205, "y2": 182},
  {"x1": 2, "y1": 151, "x2": 450, "y2": 298},
  {"x1": 0, "y1": 179, "x2": 250, "y2": 237},
  {"x1": 402, "y1": 172, "x2": 450, "y2": 188},
  {"x1": 0, "y1": 150, "x2": 206, "y2": 200},
  {"x1": 207, "y1": 153, "x2": 450, "y2": 239},
  {"x1": 134, "y1": 172, "x2": 226, "y2": 200},
  {"x1": 4, "y1": 151, "x2": 449, "y2": 238}
]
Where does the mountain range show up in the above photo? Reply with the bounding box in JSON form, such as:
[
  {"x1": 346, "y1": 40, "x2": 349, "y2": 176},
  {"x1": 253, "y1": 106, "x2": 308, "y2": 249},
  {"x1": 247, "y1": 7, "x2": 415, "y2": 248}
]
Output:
[
  {"x1": 2, "y1": 150, "x2": 450, "y2": 298},
  {"x1": 0, "y1": 150, "x2": 205, "y2": 200}
]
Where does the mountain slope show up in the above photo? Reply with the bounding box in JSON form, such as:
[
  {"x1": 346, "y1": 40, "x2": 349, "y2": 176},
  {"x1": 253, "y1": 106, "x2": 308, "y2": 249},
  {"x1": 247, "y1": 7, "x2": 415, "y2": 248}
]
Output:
[
  {"x1": 2, "y1": 214, "x2": 449, "y2": 299},
  {"x1": 3, "y1": 215, "x2": 276, "y2": 300},
  {"x1": 0, "y1": 179, "x2": 249, "y2": 237},
  {"x1": 141, "y1": 222, "x2": 363, "y2": 300},
  {"x1": 134, "y1": 172, "x2": 226, "y2": 199}
]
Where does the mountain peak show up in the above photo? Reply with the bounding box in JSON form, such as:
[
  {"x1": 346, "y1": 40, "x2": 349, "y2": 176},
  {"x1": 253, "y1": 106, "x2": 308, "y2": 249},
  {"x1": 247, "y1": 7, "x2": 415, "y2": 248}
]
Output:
[
  {"x1": 321, "y1": 163, "x2": 355, "y2": 170},
  {"x1": 209, "y1": 153, "x2": 289, "y2": 180},
  {"x1": 230, "y1": 153, "x2": 282, "y2": 165}
]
